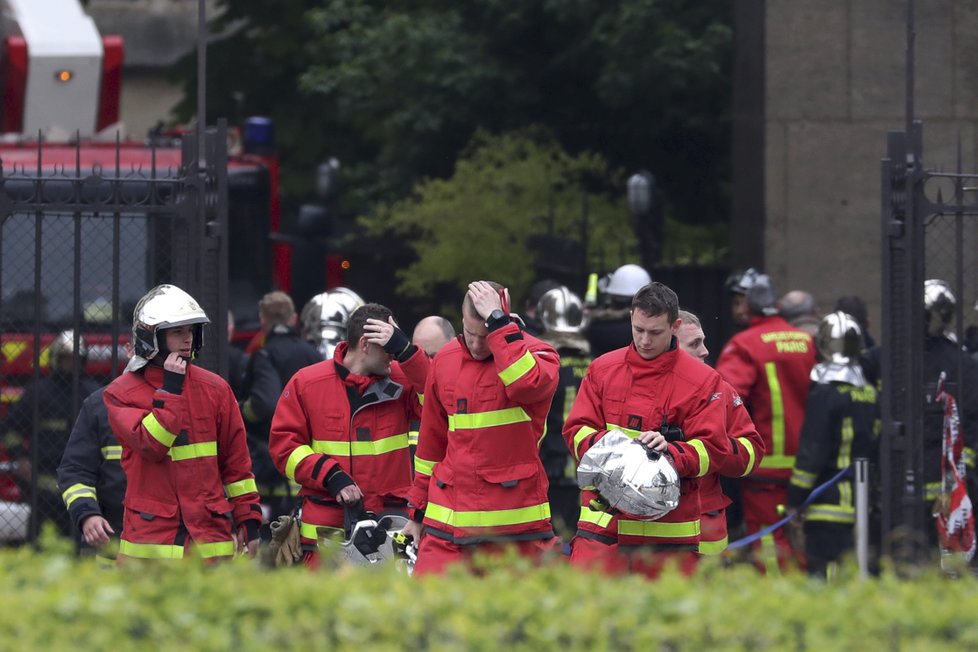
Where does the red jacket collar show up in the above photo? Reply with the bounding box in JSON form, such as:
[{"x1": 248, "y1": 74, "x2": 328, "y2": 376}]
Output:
[{"x1": 624, "y1": 338, "x2": 679, "y2": 376}]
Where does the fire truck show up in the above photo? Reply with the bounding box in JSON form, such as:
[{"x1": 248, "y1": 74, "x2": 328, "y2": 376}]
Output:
[{"x1": 0, "y1": 0, "x2": 344, "y2": 540}]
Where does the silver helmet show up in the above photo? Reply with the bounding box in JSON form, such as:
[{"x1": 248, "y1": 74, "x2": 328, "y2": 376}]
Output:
[
  {"x1": 577, "y1": 429, "x2": 680, "y2": 521},
  {"x1": 538, "y1": 286, "x2": 589, "y2": 335},
  {"x1": 48, "y1": 329, "x2": 88, "y2": 363},
  {"x1": 811, "y1": 311, "x2": 868, "y2": 386},
  {"x1": 127, "y1": 284, "x2": 210, "y2": 372},
  {"x1": 924, "y1": 278, "x2": 955, "y2": 338},
  {"x1": 316, "y1": 512, "x2": 416, "y2": 574},
  {"x1": 299, "y1": 287, "x2": 365, "y2": 359}
]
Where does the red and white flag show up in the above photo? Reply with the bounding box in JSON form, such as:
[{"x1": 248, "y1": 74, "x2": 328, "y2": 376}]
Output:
[{"x1": 934, "y1": 372, "x2": 976, "y2": 560}]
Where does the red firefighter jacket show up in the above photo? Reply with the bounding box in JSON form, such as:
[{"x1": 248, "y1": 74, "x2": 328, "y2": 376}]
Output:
[
  {"x1": 408, "y1": 322, "x2": 560, "y2": 544},
  {"x1": 269, "y1": 342, "x2": 428, "y2": 542},
  {"x1": 103, "y1": 364, "x2": 261, "y2": 559},
  {"x1": 563, "y1": 343, "x2": 730, "y2": 549},
  {"x1": 716, "y1": 315, "x2": 815, "y2": 483}
]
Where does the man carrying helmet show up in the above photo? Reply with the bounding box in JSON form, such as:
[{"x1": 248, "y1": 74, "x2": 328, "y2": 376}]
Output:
[
  {"x1": 269, "y1": 302, "x2": 429, "y2": 567},
  {"x1": 785, "y1": 311, "x2": 879, "y2": 578},
  {"x1": 3, "y1": 330, "x2": 101, "y2": 537},
  {"x1": 103, "y1": 285, "x2": 262, "y2": 561},
  {"x1": 716, "y1": 271, "x2": 816, "y2": 572},
  {"x1": 563, "y1": 282, "x2": 731, "y2": 578}
]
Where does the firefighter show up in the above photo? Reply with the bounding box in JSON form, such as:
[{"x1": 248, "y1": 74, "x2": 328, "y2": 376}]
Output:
[
  {"x1": 676, "y1": 310, "x2": 765, "y2": 557},
  {"x1": 726, "y1": 268, "x2": 762, "y2": 328},
  {"x1": 586, "y1": 263, "x2": 651, "y2": 357},
  {"x1": 56, "y1": 386, "x2": 125, "y2": 558},
  {"x1": 919, "y1": 280, "x2": 978, "y2": 554},
  {"x1": 3, "y1": 330, "x2": 101, "y2": 537},
  {"x1": 239, "y1": 291, "x2": 322, "y2": 522},
  {"x1": 103, "y1": 284, "x2": 262, "y2": 561},
  {"x1": 716, "y1": 272, "x2": 816, "y2": 572},
  {"x1": 535, "y1": 285, "x2": 592, "y2": 541},
  {"x1": 563, "y1": 283, "x2": 731, "y2": 578},
  {"x1": 403, "y1": 280, "x2": 560, "y2": 575},
  {"x1": 786, "y1": 311, "x2": 879, "y2": 578},
  {"x1": 269, "y1": 303, "x2": 429, "y2": 567},
  {"x1": 411, "y1": 316, "x2": 456, "y2": 359}
]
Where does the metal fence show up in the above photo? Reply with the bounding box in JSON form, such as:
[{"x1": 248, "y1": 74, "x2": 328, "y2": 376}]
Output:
[
  {"x1": 880, "y1": 121, "x2": 978, "y2": 565},
  {"x1": 0, "y1": 126, "x2": 227, "y2": 545}
]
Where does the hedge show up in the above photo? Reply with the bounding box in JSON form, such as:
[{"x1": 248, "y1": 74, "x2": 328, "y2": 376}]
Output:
[{"x1": 2, "y1": 540, "x2": 978, "y2": 651}]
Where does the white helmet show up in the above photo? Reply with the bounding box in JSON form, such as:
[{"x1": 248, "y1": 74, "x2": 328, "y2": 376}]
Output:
[
  {"x1": 317, "y1": 512, "x2": 416, "y2": 574},
  {"x1": 605, "y1": 264, "x2": 651, "y2": 299},
  {"x1": 299, "y1": 287, "x2": 365, "y2": 359},
  {"x1": 538, "y1": 286, "x2": 589, "y2": 335},
  {"x1": 127, "y1": 284, "x2": 210, "y2": 372},
  {"x1": 924, "y1": 279, "x2": 955, "y2": 338},
  {"x1": 48, "y1": 329, "x2": 88, "y2": 362},
  {"x1": 577, "y1": 430, "x2": 680, "y2": 521}
]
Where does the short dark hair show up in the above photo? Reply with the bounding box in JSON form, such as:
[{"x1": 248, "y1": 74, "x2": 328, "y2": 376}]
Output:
[
  {"x1": 631, "y1": 282, "x2": 679, "y2": 323},
  {"x1": 833, "y1": 295, "x2": 868, "y2": 329},
  {"x1": 347, "y1": 303, "x2": 393, "y2": 343},
  {"x1": 462, "y1": 280, "x2": 505, "y2": 319}
]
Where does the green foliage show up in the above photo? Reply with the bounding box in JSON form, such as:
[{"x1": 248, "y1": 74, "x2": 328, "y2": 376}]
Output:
[
  {"x1": 174, "y1": 0, "x2": 732, "y2": 229},
  {"x1": 360, "y1": 130, "x2": 635, "y2": 315},
  {"x1": 3, "y1": 547, "x2": 978, "y2": 650}
]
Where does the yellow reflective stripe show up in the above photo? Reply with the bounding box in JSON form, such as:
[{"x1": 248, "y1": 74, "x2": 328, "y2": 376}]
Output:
[
  {"x1": 168, "y1": 441, "x2": 217, "y2": 462},
  {"x1": 964, "y1": 447, "x2": 976, "y2": 468},
  {"x1": 425, "y1": 501, "x2": 550, "y2": 528},
  {"x1": 790, "y1": 468, "x2": 817, "y2": 489},
  {"x1": 417, "y1": 393, "x2": 425, "y2": 406},
  {"x1": 498, "y1": 351, "x2": 537, "y2": 386},
  {"x1": 311, "y1": 433, "x2": 409, "y2": 457},
  {"x1": 606, "y1": 422, "x2": 641, "y2": 438},
  {"x1": 578, "y1": 506, "x2": 614, "y2": 528},
  {"x1": 414, "y1": 456, "x2": 436, "y2": 477},
  {"x1": 924, "y1": 482, "x2": 942, "y2": 501},
  {"x1": 838, "y1": 417, "x2": 854, "y2": 469},
  {"x1": 699, "y1": 535, "x2": 728, "y2": 555},
  {"x1": 300, "y1": 521, "x2": 343, "y2": 541},
  {"x1": 286, "y1": 445, "x2": 315, "y2": 481},
  {"x1": 764, "y1": 362, "x2": 786, "y2": 460},
  {"x1": 688, "y1": 439, "x2": 709, "y2": 477},
  {"x1": 448, "y1": 407, "x2": 530, "y2": 431},
  {"x1": 62, "y1": 483, "x2": 97, "y2": 508},
  {"x1": 618, "y1": 519, "x2": 700, "y2": 539},
  {"x1": 195, "y1": 541, "x2": 236, "y2": 558},
  {"x1": 737, "y1": 437, "x2": 757, "y2": 476},
  {"x1": 572, "y1": 425, "x2": 598, "y2": 460},
  {"x1": 760, "y1": 454, "x2": 795, "y2": 469},
  {"x1": 806, "y1": 503, "x2": 855, "y2": 523},
  {"x1": 760, "y1": 532, "x2": 781, "y2": 576},
  {"x1": 101, "y1": 445, "x2": 122, "y2": 461},
  {"x1": 408, "y1": 431, "x2": 419, "y2": 447},
  {"x1": 141, "y1": 413, "x2": 176, "y2": 448},
  {"x1": 119, "y1": 540, "x2": 184, "y2": 559},
  {"x1": 224, "y1": 478, "x2": 257, "y2": 498}
]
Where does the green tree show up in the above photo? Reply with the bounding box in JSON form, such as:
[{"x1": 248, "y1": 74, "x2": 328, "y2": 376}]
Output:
[
  {"x1": 176, "y1": 0, "x2": 731, "y2": 229},
  {"x1": 361, "y1": 130, "x2": 635, "y2": 317}
]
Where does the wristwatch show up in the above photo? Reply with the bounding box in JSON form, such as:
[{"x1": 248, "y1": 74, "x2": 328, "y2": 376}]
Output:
[{"x1": 484, "y1": 309, "x2": 507, "y2": 329}]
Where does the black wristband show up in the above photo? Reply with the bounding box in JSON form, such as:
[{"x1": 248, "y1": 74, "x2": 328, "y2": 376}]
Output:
[
  {"x1": 162, "y1": 369, "x2": 185, "y2": 394},
  {"x1": 485, "y1": 311, "x2": 511, "y2": 333},
  {"x1": 324, "y1": 466, "x2": 355, "y2": 496},
  {"x1": 382, "y1": 326, "x2": 412, "y2": 358},
  {"x1": 244, "y1": 520, "x2": 260, "y2": 542}
]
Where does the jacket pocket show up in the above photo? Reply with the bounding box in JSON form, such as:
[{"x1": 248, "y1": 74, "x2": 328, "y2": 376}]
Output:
[
  {"x1": 476, "y1": 462, "x2": 539, "y2": 488},
  {"x1": 205, "y1": 499, "x2": 234, "y2": 517},
  {"x1": 126, "y1": 496, "x2": 178, "y2": 520},
  {"x1": 432, "y1": 463, "x2": 455, "y2": 488}
]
